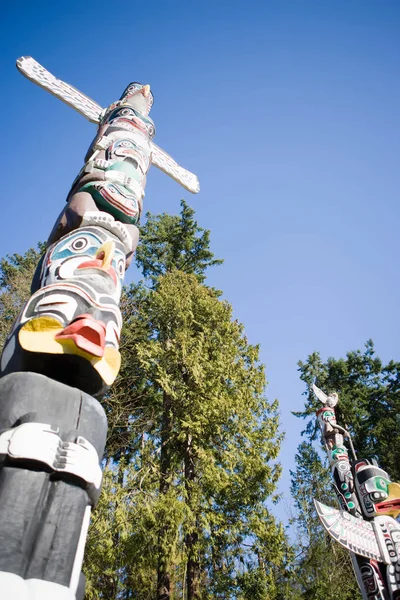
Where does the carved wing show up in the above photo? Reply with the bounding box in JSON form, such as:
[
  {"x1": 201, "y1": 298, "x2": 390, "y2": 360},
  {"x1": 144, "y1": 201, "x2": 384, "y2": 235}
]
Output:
[
  {"x1": 314, "y1": 500, "x2": 387, "y2": 564},
  {"x1": 16, "y1": 56, "x2": 103, "y2": 124},
  {"x1": 312, "y1": 383, "x2": 329, "y2": 404},
  {"x1": 150, "y1": 142, "x2": 200, "y2": 194}
]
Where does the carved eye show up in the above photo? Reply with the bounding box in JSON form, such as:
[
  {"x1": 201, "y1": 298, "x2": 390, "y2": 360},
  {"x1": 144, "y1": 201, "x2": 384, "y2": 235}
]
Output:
[
  {"x1": 117, "y1": 258, "x2": 125, "y2": 277},
  {"x1": 121, "y1": 108, "x2": 134, "y2": 116},
  {"x1": 70, "y1": 237, "x2": 89, "y2": 252}
]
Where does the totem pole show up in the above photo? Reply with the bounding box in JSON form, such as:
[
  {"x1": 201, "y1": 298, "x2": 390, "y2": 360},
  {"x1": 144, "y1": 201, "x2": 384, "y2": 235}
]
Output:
[
  {"x1": 0, "y1": 57, "x2": 199, "y2": 600},
  {"x1": 312, "y1": 384, "x2": 400, "y2": 600}
]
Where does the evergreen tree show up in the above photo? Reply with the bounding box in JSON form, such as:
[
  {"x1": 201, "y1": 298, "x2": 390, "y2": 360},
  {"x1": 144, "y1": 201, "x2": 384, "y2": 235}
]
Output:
[
  {"x1": 85, "y1": 202, "x2": 290, "y2": 598},
  {"x1": 0, "y1": 243, "x2": 45, "y2": 347}
]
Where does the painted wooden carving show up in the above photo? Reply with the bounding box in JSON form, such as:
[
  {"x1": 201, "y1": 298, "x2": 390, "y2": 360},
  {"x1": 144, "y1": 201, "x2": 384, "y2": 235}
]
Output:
[
  {"x1": 0, "y1": 57, "x2": 199, "y2": 600},
  {"x1": 313, "y1": 383, "x2": 400, "y2": 599}
]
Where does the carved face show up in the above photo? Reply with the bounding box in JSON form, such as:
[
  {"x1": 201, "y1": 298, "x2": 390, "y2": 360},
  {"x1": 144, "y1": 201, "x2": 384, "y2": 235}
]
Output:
[
  {"x1": 41, "y1": 226, "x2": 126, "y2": 302},
  {"x1": 330, "y1": 443, "x2": 349, "y2": 463},
  {"x1": 103, "y1": 105, "x2": 155, "y2": 139},
  {"x1": 120, "y1": 82, "x2": 154, "y2": 115},
  {"x1": 107, "y1": 138, "x2": 151, "y2": 176},
  {"x1": 354, "y1": 461, "x2": 391, "y2": 517}
]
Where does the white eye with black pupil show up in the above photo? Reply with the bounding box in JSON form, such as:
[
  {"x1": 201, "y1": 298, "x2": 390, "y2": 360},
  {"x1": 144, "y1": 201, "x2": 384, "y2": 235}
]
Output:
[
  {"x1": 117, "y1": 259, "x2": 125, "y2": 277},
  {"x1": 71, "y1": 237, "x2": 88, "y2": 252}
]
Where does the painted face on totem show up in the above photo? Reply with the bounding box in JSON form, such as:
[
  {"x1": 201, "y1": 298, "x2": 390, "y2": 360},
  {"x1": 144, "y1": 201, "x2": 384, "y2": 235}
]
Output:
[
  {"x1": 3, "y1": 280, "x2": 123, "y2": 389},
  {"x1": 103, "y1": 105, "x2": 155, "y2": 140},
  {"x1": 330, "y1": 443, "x2": 349, "y2": 463},
  {"x1": 106, "y1": 138, "x2": 151, "y2": 176},
  {"x1": 119, "y1": 82, "x2": 154, "y2": 116},
  {"x1": 318, "y1": 407, "x2": 337, "y2": 425},
  {"x1": 41, "y1": 226, "x2": 126, "y2": 302},
  {"x1": 353, "y1": 461, "x2": 400, "y2": 518}
]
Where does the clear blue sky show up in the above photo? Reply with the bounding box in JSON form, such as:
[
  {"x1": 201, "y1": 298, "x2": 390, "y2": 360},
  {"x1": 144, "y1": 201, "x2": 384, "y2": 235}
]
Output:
[{"x1": 2, "y1": 0, "x2": 400, "y2": 523}]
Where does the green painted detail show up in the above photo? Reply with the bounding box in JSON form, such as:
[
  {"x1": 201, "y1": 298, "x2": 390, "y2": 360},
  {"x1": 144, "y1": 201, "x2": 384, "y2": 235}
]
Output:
[
  {"x1": 79, "y1": 183, "x2": 139, "y2": 226},
  {"x1": 347, "y1": 501, "x2": 355, "y2": 509},
  {"x1": 107, "y1": 161, "x2": 142, "y2": 181},
  {"x1": 345, "y1": 492, "x2": 351, "y2": 499},
  {"x1": 341, "y1": 483, "x2": 348, "y2": 490}
]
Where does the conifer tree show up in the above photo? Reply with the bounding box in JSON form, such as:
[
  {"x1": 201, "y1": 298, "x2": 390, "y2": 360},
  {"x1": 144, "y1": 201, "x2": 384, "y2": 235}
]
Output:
[{"x1": 85, "y1": 201, "x2": 290, "y2": 599}]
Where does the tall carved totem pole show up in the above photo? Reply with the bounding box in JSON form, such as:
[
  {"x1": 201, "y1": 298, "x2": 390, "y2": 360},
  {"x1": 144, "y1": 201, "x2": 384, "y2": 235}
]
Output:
[
  {"x1": 312, "y1": 384, "x2": 400, "y2": 599},
  {"x1": 0, "y1": 57, "x2": 199, "y2": 600}
]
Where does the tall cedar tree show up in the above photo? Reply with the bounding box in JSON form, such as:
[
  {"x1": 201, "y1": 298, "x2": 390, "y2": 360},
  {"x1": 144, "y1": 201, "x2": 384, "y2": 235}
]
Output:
[{"x1": 85, "y1": 201, "x2": 290, "y2": 598}]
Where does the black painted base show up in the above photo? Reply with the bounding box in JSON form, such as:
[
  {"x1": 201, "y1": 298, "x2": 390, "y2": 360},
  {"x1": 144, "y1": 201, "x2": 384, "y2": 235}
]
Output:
[{"x1": 0, "y1": 372, "x2": 107, "y2": 597}]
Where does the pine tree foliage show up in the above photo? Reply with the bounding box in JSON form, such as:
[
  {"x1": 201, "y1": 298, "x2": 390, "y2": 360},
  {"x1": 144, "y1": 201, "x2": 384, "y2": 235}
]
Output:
[
  {"x1": 84, "y1": 202, "x2": 289, "y2": 598},
  {"x1": 0, "y1": 243, "x2": 45, "y2": 347},
  {"x1": 135, "y1": 200, "x2": 223, "y2": 286}
]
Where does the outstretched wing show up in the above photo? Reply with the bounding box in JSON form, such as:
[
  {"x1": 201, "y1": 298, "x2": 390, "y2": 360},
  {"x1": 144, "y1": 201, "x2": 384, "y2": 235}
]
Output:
[
  {"x1": 312, "y1": 383, "x2": 329, "y2": 405},
  {"x1": 314, "y1": 499, "x2": 387, "y2": 564},
  {"x1": 16, "y1": 56, "x2": 103, "y2": 124},
  {"x1": 150, "y1": 142, "x2": 200, "y2": 194}
]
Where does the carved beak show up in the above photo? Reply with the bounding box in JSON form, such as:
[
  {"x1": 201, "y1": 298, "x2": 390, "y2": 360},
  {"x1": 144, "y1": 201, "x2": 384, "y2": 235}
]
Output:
[
  {"x1": 375, "y1": 482, "x2": 400, "y2": 518},
  {"x1": 96, "y1": 241, "x2": 115, "y2": 269},
  {"x1": 76, "y1": 241, "x2": 117, "y2": 285},
  {"x1": 142, "y1": 84, "x2": 151, "y2": 97}
]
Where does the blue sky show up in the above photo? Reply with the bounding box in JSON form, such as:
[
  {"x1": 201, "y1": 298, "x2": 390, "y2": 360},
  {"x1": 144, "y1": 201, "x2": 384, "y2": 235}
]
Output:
[{"x1": 2, "y1": 0, "x2": 400, "y2": 523}]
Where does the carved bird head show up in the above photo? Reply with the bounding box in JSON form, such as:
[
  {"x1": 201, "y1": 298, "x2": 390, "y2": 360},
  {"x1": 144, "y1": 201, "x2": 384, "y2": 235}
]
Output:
[
  {"x1": 120, "y1": 82, "x2": 154, "y2": 116},
  {"x1": 312, "y1": 383, "x2": 339, "y2": 408}
]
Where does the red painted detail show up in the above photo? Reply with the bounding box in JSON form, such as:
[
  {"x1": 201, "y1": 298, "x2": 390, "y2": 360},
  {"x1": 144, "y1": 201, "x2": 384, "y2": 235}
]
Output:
[
  {"x1": 355, "y1": 461, "x2": 368, "y2": 472},
  {"x1": 55, "y1": 314, "x2": 106, "y2": 357},
  {"x1": 375, "y1": 498, "x2": 400, "y2": 514},
  {"x1": 77, "y1": 259, "x2": 118, "y2": 285}
]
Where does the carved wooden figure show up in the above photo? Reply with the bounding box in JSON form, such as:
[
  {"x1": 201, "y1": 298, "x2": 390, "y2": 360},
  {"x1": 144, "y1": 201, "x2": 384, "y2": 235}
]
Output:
[
  {"x1": 312, "y1": 384, "x2": 400, "y2": 600},
  {"x1": 0, "y1": 57, "x2": 199, "y2": 600}
]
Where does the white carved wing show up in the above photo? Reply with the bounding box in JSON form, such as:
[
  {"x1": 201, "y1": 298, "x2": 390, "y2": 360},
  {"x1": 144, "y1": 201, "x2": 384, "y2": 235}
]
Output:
[
  {"x1": 17, "y1": 56, "x2": 201, "y2": 193},
  {"x1": 16, "y1": 56, "x2": 103, "y2": 124},
  {"x1": 312, "y1": 383, "x2": 329, "y2": 405},
  {"x1": 150, "y1": 142, "x2": 200, "y2": 194},
  {"x1": 314, "y1": 500, "x2": 387, "y2": 564}
]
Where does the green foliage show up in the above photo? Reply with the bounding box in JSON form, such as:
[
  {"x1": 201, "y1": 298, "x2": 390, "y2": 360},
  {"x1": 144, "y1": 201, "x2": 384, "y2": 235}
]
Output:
[
  {"x1": 85, "y1": 269, "x2": 288, "y2": 598},
  {"x1": 135, "y1": 200, "x2": 223, "y2": 287},
  {"x1": 0, "y1": 243, "x2": 45, "y2": 348},
  {"x1": 85, "y1": 202, "x2": 289, "y2": 598}
]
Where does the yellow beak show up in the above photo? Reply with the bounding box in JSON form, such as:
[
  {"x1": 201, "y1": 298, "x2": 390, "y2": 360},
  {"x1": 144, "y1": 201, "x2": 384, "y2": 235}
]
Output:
[
  {"x1": 376, "y1": 482, "x2": 400, "y2": 518},
  {"x1": 96, "y1": 241, "x2": 115, "y2": 270},
  {"x1": 142, "y1": 84, "x2": 151, "y2": 97}
]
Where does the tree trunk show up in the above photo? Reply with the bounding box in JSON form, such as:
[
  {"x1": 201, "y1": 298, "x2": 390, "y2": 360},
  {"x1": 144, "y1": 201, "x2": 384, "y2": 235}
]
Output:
[
  {"x1": 185, "y1": 433, "x2": 200, "y2": 600},
  {"x1": 157, "y1": 391, "x2": 172, "y2": 600}
]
